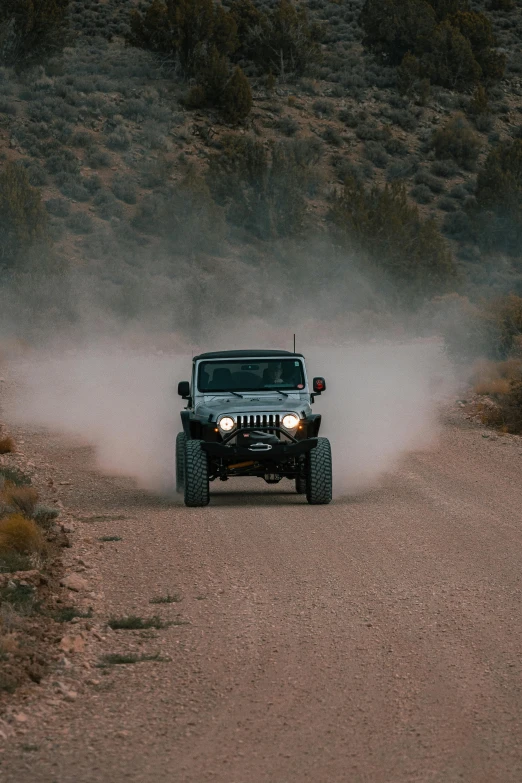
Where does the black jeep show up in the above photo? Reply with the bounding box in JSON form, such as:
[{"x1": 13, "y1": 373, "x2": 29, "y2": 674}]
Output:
[{"x1": 176, "y1": 350, "x2": 332, "y2": 507}]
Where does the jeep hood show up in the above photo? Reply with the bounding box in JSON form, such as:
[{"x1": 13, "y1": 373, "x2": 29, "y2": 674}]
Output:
[{"x1": 195, "y1": 395, "x2": 309, "y2": 419}]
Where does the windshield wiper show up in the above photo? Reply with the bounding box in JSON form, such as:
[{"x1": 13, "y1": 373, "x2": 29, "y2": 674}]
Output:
[
  {"x1": 220, "y1": 390, "x2": 243, "y2": 398},
  {"x1": 273, "y1": 388, "x2": 289, "y2": 397}
]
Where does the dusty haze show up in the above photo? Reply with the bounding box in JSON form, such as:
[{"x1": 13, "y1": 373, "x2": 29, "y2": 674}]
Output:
[{"x1": 7, "y1": 335, "x2": 454, "y2": 497}]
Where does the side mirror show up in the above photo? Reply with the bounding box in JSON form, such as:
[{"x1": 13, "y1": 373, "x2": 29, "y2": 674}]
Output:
[
  {"x1": 313, "y1": 377, "x2": 326, "y2": 394},
  {"x1": 178, "y1": 381, "x2": 190, "y2": 399}
]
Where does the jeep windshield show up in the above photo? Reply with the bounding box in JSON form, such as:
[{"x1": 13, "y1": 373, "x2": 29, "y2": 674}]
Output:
[{"x1": 197, "y1": 359, "x2": 305, "y2": 393}]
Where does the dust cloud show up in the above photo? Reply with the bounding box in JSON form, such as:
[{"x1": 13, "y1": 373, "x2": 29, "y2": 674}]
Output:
[
  {"x1": 7, "y1": 335, "x2": 454, "y2": 498},
  {"x1": 8, "y1": 351, "x2": 188, "y2": 493},
  {"x1": 309, "y1": 341, "x2": 454, "y2": 494}
]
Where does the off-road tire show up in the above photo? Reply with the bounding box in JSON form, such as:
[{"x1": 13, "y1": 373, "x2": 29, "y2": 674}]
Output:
[
  {"x1": 175, "y1": 432, "x2": 186, "y2": 493},
  {"x1": 306, "y1": 437, "x2": 332, "y2": 505},
  {"x1": 295, "y1": 475, "x2": 307, "y2": 494},
  {"x1": 184, "y1": 439, "x2": 210, "y2": 507}
]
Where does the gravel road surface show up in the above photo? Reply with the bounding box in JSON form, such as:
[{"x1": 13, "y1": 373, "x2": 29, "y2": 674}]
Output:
[{"x1": 1, "y1": 410, "x2": 521, "y2": 783}]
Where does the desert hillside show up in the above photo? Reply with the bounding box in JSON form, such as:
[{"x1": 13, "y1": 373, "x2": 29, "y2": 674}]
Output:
[{"x1": 0, "y1": 0, "x2": 521, "y2": 335}]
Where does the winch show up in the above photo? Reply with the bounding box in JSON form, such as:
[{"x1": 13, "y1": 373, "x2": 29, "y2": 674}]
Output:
[{"x1": 236, "y1": 430, "x2": 280, "y2": 449}]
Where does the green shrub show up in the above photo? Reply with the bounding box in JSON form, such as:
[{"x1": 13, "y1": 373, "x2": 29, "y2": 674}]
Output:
[
  {"x1": 128, "y1": 0, "x2": 238, "y2": 76},
  {"x1": 423, "y1": 20, "x2": 481, "y2": 89},
  {"x1": 222, "y1": 66, "x2": 252, "y2": 123},
  {"x1": 276, "y1": 116, "x2": 300, "y2": 136},
  {"x1": 0, "y1": 163, "x2": 49, "y2": 272},
  {"x1": 183, "y1": 84, "x2": 207, "y2": 109},
  {"x1": 108, "y1": 615, "x2": 169, "y2": 630},
  {"x1": 127, "y1": 0, "x2": 173, "y2": 55},
  {"x1": 196, "y1": 47, "x2": 230, "y2": 105},
  {"x1": 449, "y1": 10, "x2": 505, "y2": 81},
  {"x1": 430, "y1": 114, "x2": 481, "y2": 170},
  {"x1": 86, "y1": 147, "x2": 111, "y2": 169},
  {"x1": 105, "y1": 126, "x2": 131, "y2": 151},
  {"x1": 468, "y1": 84, "x2": 490, "y2": 117},
  {"x1": 360, "y1": 0, "x2": 436, "y2": 65},
  {"x1": 191, "y1": 48, "x2": 252, "y2": 123},
  {"x1": 231, "y1": 0, "x2": 320, "y2": 76},
  {"x1": 450, "y1": 10, "x2": 495, "y2": 53},
  {"x1": 230, "y1": 0, "x2": 265, "y2": 63},
  {"x1": 470, "y1": 139, "x2": 522, "y2": 255},
  {"x1": 0, "y1": 551, "x2": 32, "y2": 573},
  {"x1": 360, "y1": 0, "x2": 503, "y2": 89},
  {"x1": 0, "y1": 467, "x2": 31, "y2": 487},
  {"x1": 430, "y1": 0, "x2": 469, "y2": 20},
  {"x1": 322, "y1": 127, "x2": 343, "y2": 147},
  {"x1": 415, "y1": 169, "x2": 446, "y2": 193},
  {"x1": 0, "y1": 0, "x2": 69, "y2": 68},
  {"x1": 397, "y1": 52, "x2": 422, "y2": 94},
  {"x1": 207, "y1": 135, "x2": 312, "y2": 239},
  {"x1": 329, "y1": 178, "x2": 456, "y2": 303},
  {"x1": 129, "y1": 0, "x2": 318, "y2": 85},
  {"x1": 411, "y1": 184, "x2": 433, "y2": 204},
  {"x1": 111, "y1": 174, "x2": 137, "y2": 205},
  {"x1": 431, "y1": 158, "x2": 459, "y2": 177},
  {"x1": 487, "y1": 0, "x2": 515, "y2": 10},
  {"x1": 33, "y1": 506, "x2": 59, "y2": 528},
  {"x1": 66, "y1": 212, "x2": 94, "y2": 234}
]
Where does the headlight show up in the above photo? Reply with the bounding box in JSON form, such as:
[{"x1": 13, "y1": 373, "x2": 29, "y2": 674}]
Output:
[
  {"x1": 282, "y1": 413, "x2": 300, "y2": 430},
  {"x1": 218, "y1": 416, "x2": 235, "y2": 432}
]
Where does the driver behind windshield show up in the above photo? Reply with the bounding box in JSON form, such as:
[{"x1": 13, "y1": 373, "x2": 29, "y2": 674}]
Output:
[{"x1": 262, "y1": 362, "x2": 284, "y2": 385}]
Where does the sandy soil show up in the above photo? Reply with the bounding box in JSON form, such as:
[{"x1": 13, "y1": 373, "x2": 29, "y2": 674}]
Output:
[{"x1": 1, "y1": 408, "x2": 521, "y2": 783}]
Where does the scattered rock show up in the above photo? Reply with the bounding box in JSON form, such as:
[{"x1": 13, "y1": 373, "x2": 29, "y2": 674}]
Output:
[
  {"x1": 59, "y1": 635, "x2": 85, "y2": 654},
  {"x1": 61, "y1": 573, "x2": 89, "y2": 592}
]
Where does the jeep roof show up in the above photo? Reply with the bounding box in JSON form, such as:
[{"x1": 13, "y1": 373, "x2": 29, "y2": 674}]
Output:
[{"x1": 193, "y1": 350, "x2": 305, "y2": 361}]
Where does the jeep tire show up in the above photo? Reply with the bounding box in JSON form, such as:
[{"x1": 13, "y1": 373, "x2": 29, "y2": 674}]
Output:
[
  {"x1": 175, "y1": 431, "x2": 186, "y2": 493},
  {"x1": 306, "y1": 437, "x2": 332, "y2": 505},
  {"x1": 184, "y1": 439, "x2": 210, "y2": 507}
]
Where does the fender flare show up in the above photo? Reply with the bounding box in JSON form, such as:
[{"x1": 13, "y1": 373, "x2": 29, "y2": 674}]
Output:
[
  {"x1": 180, "y1": 410, "x2": 191, "y2": 438},
  {"x1": 180, "y1": 411, "x2": 203, "y2": 440}
]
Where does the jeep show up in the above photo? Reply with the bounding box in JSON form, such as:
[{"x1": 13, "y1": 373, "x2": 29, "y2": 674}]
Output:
[{"x1": 176, "y1": 350, "x2": 332, "y2": 507}]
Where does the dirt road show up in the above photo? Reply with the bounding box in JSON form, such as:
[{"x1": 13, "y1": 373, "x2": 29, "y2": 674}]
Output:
[{"x1": 1, "y1": 410, "x2": 522, "y2": 782}]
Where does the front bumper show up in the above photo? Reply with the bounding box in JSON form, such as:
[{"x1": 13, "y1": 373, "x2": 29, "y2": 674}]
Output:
[{"x1": 202, "y1": 437, "x2": 318, "y2": 463}]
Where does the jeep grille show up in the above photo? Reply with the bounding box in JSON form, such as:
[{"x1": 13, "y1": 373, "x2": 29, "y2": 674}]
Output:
[{"x1": 236, "y1": 413, "x2": 281, "y2": 430}]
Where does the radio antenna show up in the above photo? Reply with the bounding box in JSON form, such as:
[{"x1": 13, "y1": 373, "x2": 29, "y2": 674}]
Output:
[{"x1": 293, "y1": 333, "x2": 296, "y2": 353}]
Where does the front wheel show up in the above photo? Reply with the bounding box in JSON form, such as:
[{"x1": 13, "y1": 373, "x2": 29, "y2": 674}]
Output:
[
  {"x1": 175, "y1": 432, "x2": 186, "y2": 494},
  {"x1": 184, "y1": 440, "x2": 210, "y2": 507},
  {"x1": 306, "y1": 437, "x2": 332, "y2": 505}
]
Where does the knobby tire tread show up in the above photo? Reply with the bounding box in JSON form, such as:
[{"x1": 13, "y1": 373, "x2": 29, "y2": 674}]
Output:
[
  {"x1": 306, "y1": 437, "x2": 332, "y2": 505},
  {"x1": 184, "y1": 439, "x2": 210, "y2": 507},
  {"x1": 176, "y1": 432, "x2": 186, "y2": 494}
]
